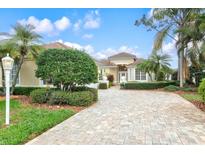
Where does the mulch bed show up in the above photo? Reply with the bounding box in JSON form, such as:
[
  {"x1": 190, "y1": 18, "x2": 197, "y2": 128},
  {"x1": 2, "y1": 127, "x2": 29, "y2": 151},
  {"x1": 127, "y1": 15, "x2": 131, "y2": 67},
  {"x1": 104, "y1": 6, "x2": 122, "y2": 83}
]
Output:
[{"x1": 0, "y1": 95, "x2": 86, "y2": 112}]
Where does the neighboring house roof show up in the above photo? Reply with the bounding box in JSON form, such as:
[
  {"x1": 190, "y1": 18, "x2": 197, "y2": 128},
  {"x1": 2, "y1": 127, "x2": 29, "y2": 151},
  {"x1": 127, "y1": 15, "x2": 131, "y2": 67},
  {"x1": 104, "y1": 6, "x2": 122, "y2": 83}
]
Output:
[
  {"x1": 43, "y1": 42, "x2": 71, "y2": 49},
  {"x1": 108, "y1": 52, "x2": 137, "y2": 59}
]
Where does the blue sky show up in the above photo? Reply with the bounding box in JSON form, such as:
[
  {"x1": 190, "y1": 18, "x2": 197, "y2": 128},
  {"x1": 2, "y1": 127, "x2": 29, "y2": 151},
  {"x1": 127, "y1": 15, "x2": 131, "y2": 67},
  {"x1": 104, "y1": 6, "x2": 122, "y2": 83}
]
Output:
[{"x1": 0, "y1": 8, "x2": 177, "y2": 68}]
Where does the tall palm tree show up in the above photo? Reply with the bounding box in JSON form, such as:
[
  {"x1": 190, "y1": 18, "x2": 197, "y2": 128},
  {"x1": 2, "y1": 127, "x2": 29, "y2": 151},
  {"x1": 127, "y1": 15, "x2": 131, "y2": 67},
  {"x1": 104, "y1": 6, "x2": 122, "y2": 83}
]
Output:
[
  {"x1": 0, "y1": 23, "x2": 42, "y2": 93},
  {"x1": 135, "y1": 8, "x2": 204, "y2": 87}
]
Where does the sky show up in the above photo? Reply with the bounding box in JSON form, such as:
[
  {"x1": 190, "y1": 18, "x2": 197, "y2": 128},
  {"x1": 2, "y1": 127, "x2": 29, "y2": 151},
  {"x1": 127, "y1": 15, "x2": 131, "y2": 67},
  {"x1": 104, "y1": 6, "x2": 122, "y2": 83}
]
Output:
[{"x1": 0, "y1": 8, "x2": 178, "y2": 68}]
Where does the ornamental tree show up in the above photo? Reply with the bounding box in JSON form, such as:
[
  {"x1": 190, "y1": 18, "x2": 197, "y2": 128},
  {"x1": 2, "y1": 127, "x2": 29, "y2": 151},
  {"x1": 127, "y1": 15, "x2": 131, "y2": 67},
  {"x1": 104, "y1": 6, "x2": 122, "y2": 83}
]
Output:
[{"x1": 35, "y1": 48, "x2": 98, "y2": 91}]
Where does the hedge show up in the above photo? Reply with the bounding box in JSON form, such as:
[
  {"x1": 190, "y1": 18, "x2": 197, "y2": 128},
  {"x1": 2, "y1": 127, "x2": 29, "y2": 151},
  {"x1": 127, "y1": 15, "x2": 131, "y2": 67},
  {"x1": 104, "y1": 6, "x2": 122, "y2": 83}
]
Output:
[
  {"x1": 98, "y1": 83, "x2": 108, "y2": 89},
  {"x1": 30, "y1": 87, "x2": 97, "y2": 106},
  {"x1": 47, "y1": 91, "x2": 93, "y2": 106},
  {"x1": 30, "y1": 88, "x2": 51, "y2": 103},
  {"x1": 120, "y1": 81, "x2": 178, "y2": 90},
  {"x1": 0, "y1": 87, "x2": 46, "y2": 96}
]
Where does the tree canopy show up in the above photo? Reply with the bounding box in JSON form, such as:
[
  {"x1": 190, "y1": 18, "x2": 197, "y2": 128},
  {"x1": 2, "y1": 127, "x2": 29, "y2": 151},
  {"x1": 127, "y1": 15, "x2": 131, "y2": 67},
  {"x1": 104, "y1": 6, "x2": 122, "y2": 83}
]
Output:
[{"x1": 35, "y1": 48, "x2": 98, "y2": 91}]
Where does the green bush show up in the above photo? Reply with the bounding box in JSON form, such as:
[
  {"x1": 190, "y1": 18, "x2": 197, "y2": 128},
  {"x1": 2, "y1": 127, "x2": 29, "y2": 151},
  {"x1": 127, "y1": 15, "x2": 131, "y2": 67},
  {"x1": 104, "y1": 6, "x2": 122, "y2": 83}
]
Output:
[
  {"x1": 48, "y1": 91, "x2": 94, "y2": 106},
  {"x1": 30, "y1": 88, "x2": 51, "y2": 103},
  {"x1": 13, "y1": 87, "x2": 44, "y2": 96},
  {"x1": 72, "y1": 86, "x2": 98, "y2": 101},
  {"x1": 164, "y1": 85, "x2": 180, "y2": 91},
  {"x1": 36, "y1": 48, "x2": 98, "y2": 91},
  {"x1": 198, "y1": 79, "x2": 205, "y2": 101},
  {"x1": 99, "y1": 83, "x2": 108, "y2": 89},
  {"x1": 121, "y1": 81, "x2": 177, "y2": 90},
  {"x1": 48, "y1": 91, "x2": 70, "y2": 105},
  {"x1": 0, "y1": 87, "x2": 48, "y2": 96},
  {"x1": 69, "y1": 91, "x2": 94, "y2": 106}
]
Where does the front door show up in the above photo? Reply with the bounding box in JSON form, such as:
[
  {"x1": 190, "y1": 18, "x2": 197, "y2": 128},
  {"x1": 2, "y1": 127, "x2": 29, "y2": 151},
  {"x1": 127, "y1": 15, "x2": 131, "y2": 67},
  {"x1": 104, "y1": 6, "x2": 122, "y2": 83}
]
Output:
[{"x1": 118, "y1": 71, "x2": 127, "y2": 83}]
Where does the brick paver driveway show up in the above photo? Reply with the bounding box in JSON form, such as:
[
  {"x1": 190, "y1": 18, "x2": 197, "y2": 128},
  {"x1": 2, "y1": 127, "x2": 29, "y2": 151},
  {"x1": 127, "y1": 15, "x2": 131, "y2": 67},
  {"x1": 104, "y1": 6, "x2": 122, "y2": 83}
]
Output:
[{"x1": 27, "y1": 87, "x2": 205, "y2": 145}]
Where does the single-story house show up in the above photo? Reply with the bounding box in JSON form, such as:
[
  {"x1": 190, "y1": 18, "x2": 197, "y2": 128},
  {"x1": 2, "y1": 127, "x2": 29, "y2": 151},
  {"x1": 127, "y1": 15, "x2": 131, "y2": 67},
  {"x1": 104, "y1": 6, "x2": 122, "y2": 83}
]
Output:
[
  {"x1": 0, "y1": 42, "x2": 157, "y2": 87},
  {"x1": 96, "y1": 52, "x2": 154, "y2": 83}
]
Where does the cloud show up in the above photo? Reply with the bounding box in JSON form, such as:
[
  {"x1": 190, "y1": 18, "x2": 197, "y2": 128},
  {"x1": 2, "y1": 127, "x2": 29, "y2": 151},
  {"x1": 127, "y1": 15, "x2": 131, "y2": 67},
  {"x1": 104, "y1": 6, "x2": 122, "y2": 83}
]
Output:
[
  {"x1": 18, "y1": 16, "x2": 71, "y2": 36},
  {"x1": 83, "y1": 10, "x2": 101, "y2": 29},
  {"x1": 147, "y1": 8, "x2": 154, "y2": 18},
  {"x1": 56, "y1": 40, "x2": 141, "y2": 61},
  {"x1": 95, "y1": 46, "x2": 141, "y2": 59},
  {"x1": 82, "y1": 34, "x2": 94, "y2": 39},
  {"x1": 56, "y1": 40, "x2": 94, "y2": 55},
  {"x1": 73, "y1": 20, "x2": 82, "y2": 32},
  {"x1": 54, "y1": 16, "x2": 71, "y2": 31},
  {"x1": 19, "y1": 16, "x2": 54, "y2": 34},
  {"x1": 0, "y1": 35, "x2": 10, "y2": 41}
]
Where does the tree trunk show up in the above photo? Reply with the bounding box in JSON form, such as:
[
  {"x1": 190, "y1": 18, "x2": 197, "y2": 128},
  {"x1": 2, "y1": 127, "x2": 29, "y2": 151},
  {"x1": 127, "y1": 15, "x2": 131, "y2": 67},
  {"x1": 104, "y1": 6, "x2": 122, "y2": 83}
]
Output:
[
  {"x1": 177, "y1": 52, "x2": 180, "y2": 81},
  {"x1": 0, "y1": 62, "x2": 5, "y2": 94},
  {"x1": 179, "y1": 50, "x2": 184, "y2": 87},
  {"x1": 11, "y1": 55, "x2": 24, "y2": 94}
]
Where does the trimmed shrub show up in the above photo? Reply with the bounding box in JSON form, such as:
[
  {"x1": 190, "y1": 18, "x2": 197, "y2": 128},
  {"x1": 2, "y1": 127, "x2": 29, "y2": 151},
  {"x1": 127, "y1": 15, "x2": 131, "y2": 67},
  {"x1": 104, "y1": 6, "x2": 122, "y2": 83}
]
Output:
[
  {"x1": 121, "y1": 81, "x2": 177, "y2": 90},
  {"x1": 198, "y1": 79, "x2": 205, "y2": 101},
  {"x1": 13, "y1": 87, "x2": 44, "y2": 96},
  {"x1": 98, "y1": 83, "x2": 108, "y2": 89},
  {"x1": 69, "y1": 91, "x2": 94, "y2": 106},
  {"x1": 72, "y1": 86, "x2": 98, "y2": 101},
  {"x1": 48, "y1": 91, "x2": 70, "y2": 105},
  {"x1": 164, "y1": 85, "x2": 180, "y2": 91},
  {"x1": 48, "y1": 91, "x2": 94, "y2": 106},
  {"x1": 30, "y1": 88, "x2": 50, "y2": 103}
]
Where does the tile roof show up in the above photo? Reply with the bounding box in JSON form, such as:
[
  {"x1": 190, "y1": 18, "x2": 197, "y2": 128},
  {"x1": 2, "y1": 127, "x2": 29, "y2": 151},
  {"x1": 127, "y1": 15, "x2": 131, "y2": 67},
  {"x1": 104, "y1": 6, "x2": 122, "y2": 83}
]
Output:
[
  {"x1": 108, "y1": 52, "x2": 137, "y2": 59},
  {"x1": 43, "y1": 42, "x2": 71, "y2": 49}
]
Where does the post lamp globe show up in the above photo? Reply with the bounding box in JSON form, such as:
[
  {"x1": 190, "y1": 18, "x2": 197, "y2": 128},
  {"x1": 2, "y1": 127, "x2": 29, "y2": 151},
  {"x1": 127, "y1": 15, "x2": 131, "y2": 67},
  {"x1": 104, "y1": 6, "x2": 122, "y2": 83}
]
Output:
[
  {"x1": 2, "y1": 53, "x2": 14, "y2": 125},
  {"x1": 2, "y1": 53, "x2": 14, "y2": 71}
]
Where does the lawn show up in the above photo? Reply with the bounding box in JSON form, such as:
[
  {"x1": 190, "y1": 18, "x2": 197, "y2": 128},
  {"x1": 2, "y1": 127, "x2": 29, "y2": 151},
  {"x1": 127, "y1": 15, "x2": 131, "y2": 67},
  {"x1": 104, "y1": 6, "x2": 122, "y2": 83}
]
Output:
[
  {"x1": 180, "y1": 93, "x2": 204, "y2": 103},
  {"x1": 0, "y1": 99, "x2": 75, "y2": 145}
]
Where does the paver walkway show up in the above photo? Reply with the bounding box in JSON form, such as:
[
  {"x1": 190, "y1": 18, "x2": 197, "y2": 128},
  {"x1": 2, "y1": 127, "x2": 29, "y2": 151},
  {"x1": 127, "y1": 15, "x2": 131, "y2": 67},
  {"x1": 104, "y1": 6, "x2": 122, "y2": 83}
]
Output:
[{"x1": 27, "y1": 87, "x2": 205, "y2": 145}]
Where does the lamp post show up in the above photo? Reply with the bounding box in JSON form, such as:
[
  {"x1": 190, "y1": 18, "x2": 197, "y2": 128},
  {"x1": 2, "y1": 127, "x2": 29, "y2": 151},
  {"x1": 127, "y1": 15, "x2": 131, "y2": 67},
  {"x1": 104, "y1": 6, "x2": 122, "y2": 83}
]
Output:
[{"x1": 2, "y1": 53, "x2": 14, "y2": 125}]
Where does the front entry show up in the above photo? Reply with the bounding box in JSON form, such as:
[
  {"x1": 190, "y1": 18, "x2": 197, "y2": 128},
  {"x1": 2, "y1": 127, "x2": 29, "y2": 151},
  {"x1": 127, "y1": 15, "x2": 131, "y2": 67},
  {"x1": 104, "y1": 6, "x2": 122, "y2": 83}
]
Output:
[{"x1": 118, "y1": 71, "x2": 127, "y2": 83}]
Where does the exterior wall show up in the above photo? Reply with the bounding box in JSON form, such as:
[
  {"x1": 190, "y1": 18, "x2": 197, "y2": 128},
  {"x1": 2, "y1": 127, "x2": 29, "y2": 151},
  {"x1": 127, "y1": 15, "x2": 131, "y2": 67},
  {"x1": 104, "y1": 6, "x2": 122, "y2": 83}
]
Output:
[
  {"x1": 101, "y1": 67, "x2": 118, "y2": 83},
  {"x1": 109, "y1": 57, "x2": 134, "y2": 65},
  {"x1": 19, "y1": 60, "x2": 40, "y2": 87}
]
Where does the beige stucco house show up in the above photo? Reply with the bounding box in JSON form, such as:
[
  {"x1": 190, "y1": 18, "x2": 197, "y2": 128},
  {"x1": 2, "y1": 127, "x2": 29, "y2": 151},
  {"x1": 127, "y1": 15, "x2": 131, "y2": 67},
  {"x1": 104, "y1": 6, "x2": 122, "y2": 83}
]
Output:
[
  {"x1": 96, "y1": 52, "x2": 154, "y2": 83},
  {"x1": 0, "y1": 42, "x2": 153, "y2": 87},
  {"x1": 0, "y1": 42, "x2": 70, "y2": 87}
]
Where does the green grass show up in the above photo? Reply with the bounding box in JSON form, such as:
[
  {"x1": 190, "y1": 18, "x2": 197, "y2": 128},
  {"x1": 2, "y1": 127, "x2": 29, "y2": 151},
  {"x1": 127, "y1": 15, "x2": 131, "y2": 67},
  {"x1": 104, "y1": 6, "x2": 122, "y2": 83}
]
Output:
[
  {"x1": 0, "y1": 99, "x2": 75, "y2": 145},
  {"x1": 181, "y1": 93, "x2": 205, "y2": 103}
]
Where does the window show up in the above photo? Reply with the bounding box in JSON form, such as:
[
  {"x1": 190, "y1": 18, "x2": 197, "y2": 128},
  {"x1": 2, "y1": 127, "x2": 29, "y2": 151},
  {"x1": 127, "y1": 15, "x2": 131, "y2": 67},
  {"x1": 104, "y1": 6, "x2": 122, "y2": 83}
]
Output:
[
  {"x1": 135, "y1": 69, "x2": 146, "y2": 80},
  {"x1": 10, "y1": 63, "x2": 19, "y2": 85},
  {"x1": 141, "y1": 71, "x2": 146, "y2": 80},
  {"x1": 135, "y1": 69, "x2": 141, "y2": 80}
]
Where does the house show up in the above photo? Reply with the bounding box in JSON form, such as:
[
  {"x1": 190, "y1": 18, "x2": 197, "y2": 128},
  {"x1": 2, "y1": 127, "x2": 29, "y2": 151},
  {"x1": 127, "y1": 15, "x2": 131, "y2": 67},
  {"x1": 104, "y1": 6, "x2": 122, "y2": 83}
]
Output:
[
  {"x1": 0, "y1": 42, "x2": 152, "y2": 87},
  {"x1": 0, "y1": 42, "x2": 70, "y2": 87},
  {"x1": 96, "y1": 52, "x2": 154, "y2": 83}
]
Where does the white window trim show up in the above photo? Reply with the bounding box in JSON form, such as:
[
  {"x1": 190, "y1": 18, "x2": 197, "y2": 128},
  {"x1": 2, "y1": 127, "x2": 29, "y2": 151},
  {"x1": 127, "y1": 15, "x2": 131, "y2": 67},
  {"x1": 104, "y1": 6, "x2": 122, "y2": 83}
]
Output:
[{"x1": 135, "y1": 68, "x2": 147, "y2": 81}]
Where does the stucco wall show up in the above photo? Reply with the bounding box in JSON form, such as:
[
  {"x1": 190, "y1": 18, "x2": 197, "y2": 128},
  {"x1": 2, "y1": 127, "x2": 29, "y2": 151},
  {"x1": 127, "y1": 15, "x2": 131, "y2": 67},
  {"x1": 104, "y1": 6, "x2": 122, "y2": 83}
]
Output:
[
  {"x1": 109, "y1": 58, "x2": 134, "y2": 65},
  {"x1": 103, "y1": 67, "x2": 118, "y2": 82},
  {"x1": 19, "y1": 60, "x2": 40, "y2": 86}
]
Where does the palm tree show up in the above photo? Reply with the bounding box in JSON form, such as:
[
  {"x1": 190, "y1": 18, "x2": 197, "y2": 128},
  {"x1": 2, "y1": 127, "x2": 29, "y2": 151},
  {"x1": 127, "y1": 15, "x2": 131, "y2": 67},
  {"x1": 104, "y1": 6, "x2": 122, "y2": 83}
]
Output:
[
  {"x1": 135, "y1": 8, "x2": 204, "y2": 87},
  {"x1": 137, "y1": 59, "x2": 154, "y2": 81},
  {"x1": 137, "y1": 52, "x2": 172, "y2": 81},
  {"x1": 0, "y1": 23, "x2": 42, "y2": 93}
]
